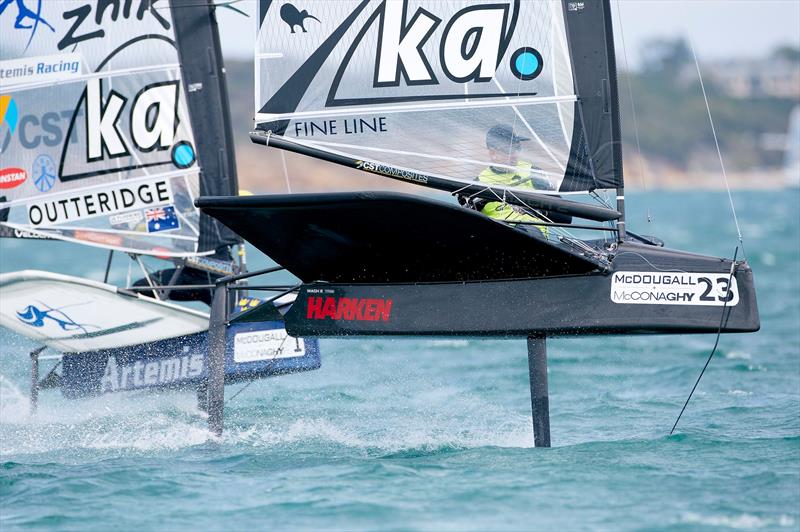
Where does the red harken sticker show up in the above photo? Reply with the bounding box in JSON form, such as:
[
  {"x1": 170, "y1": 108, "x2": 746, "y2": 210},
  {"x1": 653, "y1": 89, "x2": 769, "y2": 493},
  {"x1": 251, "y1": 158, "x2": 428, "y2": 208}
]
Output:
[
  {"x1": 0, "y1": 167, "x2": 28, "y2": 189},
  {"x1": 307, "y1": 296, "x2": 393, "y2": 322}
]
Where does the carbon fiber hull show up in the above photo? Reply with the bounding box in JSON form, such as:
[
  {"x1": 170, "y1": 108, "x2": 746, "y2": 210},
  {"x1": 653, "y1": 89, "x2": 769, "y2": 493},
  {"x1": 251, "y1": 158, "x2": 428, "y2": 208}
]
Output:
[
  {"x1": 234, "y1": 242, "x2": 759, "y2": 337},
  {"x1": 199, "y1": 193, "x2": 759, "y2": 338}
]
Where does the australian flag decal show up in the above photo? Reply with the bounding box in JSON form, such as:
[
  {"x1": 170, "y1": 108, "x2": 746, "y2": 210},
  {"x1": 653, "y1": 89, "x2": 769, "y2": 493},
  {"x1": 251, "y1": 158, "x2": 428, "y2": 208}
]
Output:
[{"x1": 145, "y1": 205, "x2": 180, "y2": 233}]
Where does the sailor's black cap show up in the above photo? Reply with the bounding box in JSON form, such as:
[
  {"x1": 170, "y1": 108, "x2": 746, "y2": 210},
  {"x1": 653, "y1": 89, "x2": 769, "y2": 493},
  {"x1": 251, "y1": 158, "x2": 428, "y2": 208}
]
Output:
[{"x1": 486, "y1": 124, "x2": 530, "y2": 151}]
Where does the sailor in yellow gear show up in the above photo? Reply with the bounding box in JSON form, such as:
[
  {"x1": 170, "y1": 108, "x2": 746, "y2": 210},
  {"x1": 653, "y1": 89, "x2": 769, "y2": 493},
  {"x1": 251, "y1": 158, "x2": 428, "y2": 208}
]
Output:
[{"x1": 474, "y1": 125, "x2": 554, "y2": 237}]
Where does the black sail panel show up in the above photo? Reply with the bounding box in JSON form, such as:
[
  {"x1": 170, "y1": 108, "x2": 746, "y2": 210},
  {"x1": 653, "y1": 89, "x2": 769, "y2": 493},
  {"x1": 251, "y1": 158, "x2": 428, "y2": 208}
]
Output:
[
  {"x1": 560, "y1": 0, "x2": 623, "y2": 191},
  {"x1": 196, "y1": 192, "x2": 603, "y2": 283},
  {"x1": 170, "y1": 0, "x2": 242, "y2": 251}
]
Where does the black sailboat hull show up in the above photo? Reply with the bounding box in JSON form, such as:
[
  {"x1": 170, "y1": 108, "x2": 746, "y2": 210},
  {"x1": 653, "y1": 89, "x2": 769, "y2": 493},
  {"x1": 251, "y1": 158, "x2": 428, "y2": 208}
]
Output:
[
  {"x1": 273, "y1": 263, "x2": 758, "y2": 337},
  {"x1": 198, "y1": 192, "x2": 759, "y2": 337}
]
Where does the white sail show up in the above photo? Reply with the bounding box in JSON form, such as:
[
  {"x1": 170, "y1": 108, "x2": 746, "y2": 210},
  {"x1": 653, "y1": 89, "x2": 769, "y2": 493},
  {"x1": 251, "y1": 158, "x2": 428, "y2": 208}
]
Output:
[
  {"x1": 0, "y1": 0, "x2": 204, "y2": 256},
  {"x1": 254, "y1": 0, "x2": 621, "y2": 194}
]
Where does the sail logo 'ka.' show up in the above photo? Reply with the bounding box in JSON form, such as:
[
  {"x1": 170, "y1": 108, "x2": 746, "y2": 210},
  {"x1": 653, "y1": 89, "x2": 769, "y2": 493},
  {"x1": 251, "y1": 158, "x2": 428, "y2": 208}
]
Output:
[
  {"x1": 65, "y1": 79, "x2": 183, "y2": 177},
  {"x1": 0, "y1": 0, "x2": 205, "y2": 257},
  {"x1": 256, "y1": 0, "x2": 621, "y2": 194}
]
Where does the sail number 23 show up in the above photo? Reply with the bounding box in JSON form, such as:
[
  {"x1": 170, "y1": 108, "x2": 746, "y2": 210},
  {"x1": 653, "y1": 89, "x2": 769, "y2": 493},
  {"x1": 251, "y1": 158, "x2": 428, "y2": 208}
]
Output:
[
  {"x1": 610, "y1": 272, "x2": 740, "y2": 306},
  {"x1": 698, "y1": 276, "x2": 735, "y2": 303}
]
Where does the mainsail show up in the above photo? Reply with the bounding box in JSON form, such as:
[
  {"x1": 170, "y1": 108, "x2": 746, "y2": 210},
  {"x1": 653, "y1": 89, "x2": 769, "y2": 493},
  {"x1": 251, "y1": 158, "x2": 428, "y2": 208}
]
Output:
[
  {"x1": 0, "y1": 0, "x2": 238, "y2": 257},
  {"x1": 253, "y1": 0, "x2": 622, "y2": 220}
]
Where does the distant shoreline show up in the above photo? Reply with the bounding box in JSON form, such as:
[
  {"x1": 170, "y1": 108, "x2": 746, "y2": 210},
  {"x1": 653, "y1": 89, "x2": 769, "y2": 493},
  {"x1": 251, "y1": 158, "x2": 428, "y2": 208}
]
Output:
[{"x1": 235, "y1": 148, "x2": 797, "y2": 193}]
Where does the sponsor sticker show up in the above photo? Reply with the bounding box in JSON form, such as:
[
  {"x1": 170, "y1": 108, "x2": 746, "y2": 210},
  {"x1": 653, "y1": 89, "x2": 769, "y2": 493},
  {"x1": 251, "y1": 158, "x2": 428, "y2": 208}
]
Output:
[
  {"x1": 31, "y1": 154, "x2": 56, "y2": 192},
  {"x1": 12, "y1": 228, "x2": 55, "y2": 239},
  {"x1": 26, "y1": 179, "x2": 172, "y2": 227},
  {"x1": 0, "y1": 54, "x2": 82, "y2": 87},
  {"x1": 0, "y1": 95, "x2": 19, "y2": 135},
  {"x1": 306, "y1": 296, "x2": 394, "y2": 321},
  {"x1": 101, "y1": 354, "x2": 204, "y2": 393},
  {"x1": 235, "y1": 297, "x2": 262, "y2": 313},
  {"x1": 109, "y1": 210, "x2": 144, "y2": 226},
  {"x1": 233, "y1": 329, "x2": 306, "y2": 363},
  {"x1": 186, "y1": 255, "x2": 236, "y2": 276},
  {"x1": 610, "y1": 272, "x2": 739, "y2": 306},
  {"x1": 74, "y1": 230, "x2": 123, "y2": 247},
  {"x1": 0, "y1": 167, "x2": 27, "y2": 189},
  {"x1": 355, "y1": 160, "x2": 428, "y2": 184},
  {"x1": 293, "y1": 116, "x2": 389, "y2": 138}
]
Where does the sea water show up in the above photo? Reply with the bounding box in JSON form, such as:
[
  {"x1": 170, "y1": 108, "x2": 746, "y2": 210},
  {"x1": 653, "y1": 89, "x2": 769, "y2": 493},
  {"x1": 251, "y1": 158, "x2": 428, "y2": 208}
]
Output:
[{"x1": 1, "y1": 190, "x2": 798, "y2": 530}]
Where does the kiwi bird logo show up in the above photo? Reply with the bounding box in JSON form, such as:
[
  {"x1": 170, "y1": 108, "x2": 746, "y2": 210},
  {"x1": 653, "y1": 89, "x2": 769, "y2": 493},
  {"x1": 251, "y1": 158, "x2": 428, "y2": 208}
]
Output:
[{"x1": 279, "y1": 3, "x2": 320, "y2": 34}]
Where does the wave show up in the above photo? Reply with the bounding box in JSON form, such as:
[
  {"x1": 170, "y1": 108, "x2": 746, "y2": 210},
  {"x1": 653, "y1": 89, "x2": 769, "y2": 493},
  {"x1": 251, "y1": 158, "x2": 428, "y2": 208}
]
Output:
[{"x1": 681, "y1": 512, "x2": 796, "y2": 529}]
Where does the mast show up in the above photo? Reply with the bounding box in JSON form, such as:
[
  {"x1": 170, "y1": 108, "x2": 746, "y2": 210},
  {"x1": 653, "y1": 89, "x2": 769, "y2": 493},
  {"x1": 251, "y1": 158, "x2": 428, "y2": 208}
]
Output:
[
  {"x1": 169, "y1": 0, "x2": 244, "y2": 429},
  {"x1": 599, "y1": 0, "x2": 627, "y2": 241}
]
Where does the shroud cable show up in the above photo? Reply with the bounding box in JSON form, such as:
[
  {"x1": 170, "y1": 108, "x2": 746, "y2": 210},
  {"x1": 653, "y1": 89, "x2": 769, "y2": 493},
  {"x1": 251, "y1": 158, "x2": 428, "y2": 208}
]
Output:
[{"x1": 670, "y1": 246, "x2": 739, "y2": 435}]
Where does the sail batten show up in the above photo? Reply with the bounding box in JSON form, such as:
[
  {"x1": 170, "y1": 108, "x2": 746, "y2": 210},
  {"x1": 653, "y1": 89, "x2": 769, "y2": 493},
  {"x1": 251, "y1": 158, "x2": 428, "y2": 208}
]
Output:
[
  {"x1": 254, "y1": 0, "x2": 623, "y2": 196},
  {"x1": 1, "y1": 64, "x2": 184, "y2": 93},
  {"x1": 1, "y1": 222, "x2": 202, "y2": 241},
  {"x1": 255, "y1": 94, "x2": 579, "y2": 123}
]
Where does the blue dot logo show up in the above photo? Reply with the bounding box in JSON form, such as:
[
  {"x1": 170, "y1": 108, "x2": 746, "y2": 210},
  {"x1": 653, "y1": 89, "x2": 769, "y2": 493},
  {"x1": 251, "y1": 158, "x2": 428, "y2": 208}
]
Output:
[
  {"x1": 510, "y1": 47, "x2": 544, "y2": 81},
  {"x1": 516, "y1": 53, "x2": 539, "y2": 76},
  {"x1": 171, "y1": 141, "x2": 196, "y2": 169}
]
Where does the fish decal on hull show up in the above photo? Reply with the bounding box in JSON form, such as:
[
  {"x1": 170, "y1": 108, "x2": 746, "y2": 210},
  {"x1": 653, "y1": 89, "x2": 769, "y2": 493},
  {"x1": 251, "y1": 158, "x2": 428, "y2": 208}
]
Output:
[{"x1": 16, "y1": 302, "x2": 94, "y2": 333}]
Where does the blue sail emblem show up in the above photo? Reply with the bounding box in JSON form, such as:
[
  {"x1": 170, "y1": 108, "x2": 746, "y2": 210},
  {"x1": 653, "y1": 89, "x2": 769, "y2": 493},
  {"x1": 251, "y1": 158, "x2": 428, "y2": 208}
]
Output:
[
  {"x1": 16, "y1": 303, "x2": 93, "y2": 333},
  {"x1": 0, "y1": 0, "x2": 56, "y2": 50}
]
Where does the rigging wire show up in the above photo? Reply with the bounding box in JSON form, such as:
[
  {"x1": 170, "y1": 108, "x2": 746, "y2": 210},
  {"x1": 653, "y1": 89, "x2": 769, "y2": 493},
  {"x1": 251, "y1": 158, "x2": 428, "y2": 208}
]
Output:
[
  {"x1": 130, "y1": 254, "x2": 163, "y2": 300},
  {"x1": 266, "y1": 130, "x2": 293, "y2": 193},
  {"x1": 280, "y1": 151, "x2": 293, "y2": 193},
  {"x1": 688, "y1": 38, "x2": 746, "y2": 256},
  {"x1": 227, "y1": 378, "x2": 256, "y2": 404},
  {"x1": 614, "y1": 252, "x2": 688, "y2": 274},
  {"x1": 614, "y1": 0, "x2": 652, "y2": 223},
  {"x1": 226, "y1": 333, "x2": 294, "y2": 404},
  {"x1": 670, "y1": 246, "x2": 739, "y2": 435},
  {"x1": 103, "y1": 250, "x2": 114, "y2": 283},
  {"x1": 590, "y1": 190, "x2": 615, "y2": 210}
]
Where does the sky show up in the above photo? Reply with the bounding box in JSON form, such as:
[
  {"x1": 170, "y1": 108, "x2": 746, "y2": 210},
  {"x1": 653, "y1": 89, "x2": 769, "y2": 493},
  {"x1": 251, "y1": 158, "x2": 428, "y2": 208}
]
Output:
[{"x1": 216, "y1": 0, "x2": 800, "y2": 67}]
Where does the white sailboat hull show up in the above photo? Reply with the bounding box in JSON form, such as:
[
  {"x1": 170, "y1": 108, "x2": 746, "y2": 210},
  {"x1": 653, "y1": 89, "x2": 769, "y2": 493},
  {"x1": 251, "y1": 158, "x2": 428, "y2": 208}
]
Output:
[{"x1": 0, "y1": 270, "x2": 209, "y2": 353}]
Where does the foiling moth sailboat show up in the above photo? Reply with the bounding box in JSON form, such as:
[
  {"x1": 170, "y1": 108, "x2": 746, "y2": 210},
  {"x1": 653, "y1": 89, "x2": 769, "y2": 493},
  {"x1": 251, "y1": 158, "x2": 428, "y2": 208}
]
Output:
[
  {"x1": 0, "y1": 0, "x2": 320, "y2": 406},
  {"x1": 196, "y1": 0, "x2": 760, "y2": 445}
]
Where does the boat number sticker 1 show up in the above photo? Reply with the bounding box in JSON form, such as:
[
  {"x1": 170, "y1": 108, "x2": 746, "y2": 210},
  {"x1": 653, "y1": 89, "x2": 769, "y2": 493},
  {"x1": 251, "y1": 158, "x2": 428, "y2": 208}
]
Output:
[
  {"x1": 611, "y1": 272, "x2": 739, "y2": 306},
  {"x1": 233, "y1": 329, "x2": 306, "y2": 363}
]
